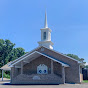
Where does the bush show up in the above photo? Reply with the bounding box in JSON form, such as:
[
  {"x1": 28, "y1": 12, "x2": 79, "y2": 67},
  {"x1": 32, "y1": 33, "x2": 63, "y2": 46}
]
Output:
[
  {"x1": 0, "y1": 71, "x2": 1, "y2": 78},
  {"x1": 3, "y1": 72, "x2": 10, "y2": 79},
  {"x1": 0, "y1": 70, "x2": 10, "y2": 79}
]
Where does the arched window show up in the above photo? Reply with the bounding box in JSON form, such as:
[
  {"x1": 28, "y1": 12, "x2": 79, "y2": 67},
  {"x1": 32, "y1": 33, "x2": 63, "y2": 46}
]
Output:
[
  {"x1": 37, "y1": 64, "x2": 48, "y2": 74},
  {"x1": 43, "y1": 32, "x2": 46, "y2": 40}
]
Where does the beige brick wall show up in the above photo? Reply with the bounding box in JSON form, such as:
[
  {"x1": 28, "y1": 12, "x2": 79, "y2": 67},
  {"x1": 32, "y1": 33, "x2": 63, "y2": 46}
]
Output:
[
  {"x1": 37, "y1": 47, "x2": 80, "y2": 83},
  {"x1": 53, "y1": 61, "x2": 62, "y2": 77},
  {"x1": 11, "y1": 55, "x2": 64, "y2": 84},
  {"x1": 11, "y1": 74, "x2": 63, "y2": 84},
  {"x1": 23, "y1": 56, "x2": 62, "y2": 76},
  {"x1": 11, "y1": 46, "x2": 80, "y2": 84},
  {"x1": 23, "y1": 56, "x2": 51, "y2": 74}
]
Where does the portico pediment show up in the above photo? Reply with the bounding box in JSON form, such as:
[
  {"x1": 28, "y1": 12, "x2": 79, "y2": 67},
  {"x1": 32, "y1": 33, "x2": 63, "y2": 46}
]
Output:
[{"x1": 9, "y1": 50, "x2": 69, "y2": 68}]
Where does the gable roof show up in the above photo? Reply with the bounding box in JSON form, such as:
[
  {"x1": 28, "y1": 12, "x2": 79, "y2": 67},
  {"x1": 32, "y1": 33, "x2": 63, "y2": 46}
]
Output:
[
  {"x1": 8, "y1": 46, "x2": 41, "y2": 66},
  {"x1": 8, "y1": 45, "x2": 79, "y2": 66},
  {"x1": 0, "y1": 62, "x2": 11, "y2": 71},
  {"x1": 9, "y1": 51, "x2": 69, "y2": 67},
  {"x1": 40, "y1": 46, "x2": 80, "y2": 63},
  {"x1": 29, "y1": 46, "x2": 79, "y2": 63}
]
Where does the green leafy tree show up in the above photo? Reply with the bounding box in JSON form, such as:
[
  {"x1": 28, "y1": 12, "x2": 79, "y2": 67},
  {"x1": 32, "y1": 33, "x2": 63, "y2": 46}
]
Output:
[
  {"x1": 0, "y1": 39, "x2": 26, "y2": 68},
  {"x1": 85, "y1": 65, "x2": 88, "y2": 68},
  {"x1": 66, "y1": 54, "x2": 80, "y2": 61},
  {"x1": 0, "y1": 39, "x2": 26, "y2": 78},
  {"x1": 8, "y1": 47, "x2": 25, "y2": 61},
  {"x1": 66, "y1": 54, "x2": 86, "y2": 67},
  {"x1": 0, "y1": 39, "x2": 15, "y2": 67}
]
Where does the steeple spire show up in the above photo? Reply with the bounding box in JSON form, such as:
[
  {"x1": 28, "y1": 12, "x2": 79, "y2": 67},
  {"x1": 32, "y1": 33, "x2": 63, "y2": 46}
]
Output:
[
  {"x1": 38, "y1": 10, "x2": 54, "y2": 49},
  {"x1": 44, "y1": 10, "x2": 48, "y2": 28}
]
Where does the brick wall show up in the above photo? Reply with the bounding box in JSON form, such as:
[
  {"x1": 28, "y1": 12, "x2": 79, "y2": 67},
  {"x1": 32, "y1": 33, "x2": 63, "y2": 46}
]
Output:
[
  {"x1": 11, "y1": 55, "x2": 63, "y2": 84},
  {"x1": 11, "y1": 46, "x2": 80, "y2": 84},
  {"x1": 37, "y1": 47, "x2": 80, "y2": 83},
  {"x1": 23, "y1": 56, "x2": 51, "y2": 74},
  {"x1": 11, "y1": 74, "x2": 63, "y2": 84}
]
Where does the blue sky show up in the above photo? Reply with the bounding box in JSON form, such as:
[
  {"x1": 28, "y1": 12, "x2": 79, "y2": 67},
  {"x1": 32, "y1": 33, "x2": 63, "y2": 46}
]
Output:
[{"x1": 0, "y1": 0, "x2": 88, "y2": 63}]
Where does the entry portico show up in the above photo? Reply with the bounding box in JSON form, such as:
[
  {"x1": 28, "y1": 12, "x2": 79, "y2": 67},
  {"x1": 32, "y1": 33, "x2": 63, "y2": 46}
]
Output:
[{"x1": 9, "y1": 51, "x2": 69, "y2": 84}]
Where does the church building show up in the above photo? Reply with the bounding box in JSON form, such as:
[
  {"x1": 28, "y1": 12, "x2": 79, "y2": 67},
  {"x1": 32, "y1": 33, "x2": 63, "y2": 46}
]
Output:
[{"x1": 8, "y1": 12, "x2": 82, "y2": 84}]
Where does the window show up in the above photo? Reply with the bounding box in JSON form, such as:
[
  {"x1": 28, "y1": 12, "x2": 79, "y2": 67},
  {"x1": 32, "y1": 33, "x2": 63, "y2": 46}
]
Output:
[
  {"x1": 37, "y1": 64, "x2": 48, "y2": 74},
  {"x1": 43, "y1": 32, "x2": 46, "y2": 40}
]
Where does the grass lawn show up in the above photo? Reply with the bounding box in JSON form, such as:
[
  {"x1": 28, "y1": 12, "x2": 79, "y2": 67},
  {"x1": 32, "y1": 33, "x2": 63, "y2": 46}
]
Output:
[{"x1": 83, "y1": 80, "x2": 88, "y2": 83}]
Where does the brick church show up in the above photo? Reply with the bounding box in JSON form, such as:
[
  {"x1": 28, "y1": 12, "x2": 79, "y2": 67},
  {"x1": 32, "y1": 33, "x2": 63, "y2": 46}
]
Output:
[{"x1": 8, "y1": 12, "x2": 82, "y2": 84}]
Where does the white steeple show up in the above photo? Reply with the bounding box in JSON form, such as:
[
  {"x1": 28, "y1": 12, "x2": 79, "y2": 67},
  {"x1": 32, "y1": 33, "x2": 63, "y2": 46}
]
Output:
[
  {"x1": 38, "y1": 11, "x2": 54, "y2": 49},
  {"x1": 44, "y1": 11, "x2": 48, "y2": 28}
]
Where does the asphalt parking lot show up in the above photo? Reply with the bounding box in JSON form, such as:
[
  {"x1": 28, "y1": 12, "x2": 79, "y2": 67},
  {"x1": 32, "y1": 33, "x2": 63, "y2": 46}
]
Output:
[{"x1": 0, "y1": 79, "x2": 88, "y2": 88}]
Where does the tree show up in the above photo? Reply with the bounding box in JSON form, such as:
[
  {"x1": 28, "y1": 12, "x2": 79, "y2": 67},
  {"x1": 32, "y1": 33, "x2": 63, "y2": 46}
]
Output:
[
  {"x1": 0, "y1": 39, "x2": 15, "y2": 67},
  {"x1": 85, "y1": 65, "x2": 88, "y2": 68},
  {"x1": 66, "y1": 54, "x2": 86, "y2": 67},
  {"x1": 66, "y1": 54, "x2": 80, "y2": 61},
  {"x1": 8, "y1": 47, "x2": 26, "y2": 61},
  {"x1": 0, "y1": 39, "x2": 26, "y2": 78},
  {"x1": 0, "y1": 39, "x2": 26, "y2": 68}
]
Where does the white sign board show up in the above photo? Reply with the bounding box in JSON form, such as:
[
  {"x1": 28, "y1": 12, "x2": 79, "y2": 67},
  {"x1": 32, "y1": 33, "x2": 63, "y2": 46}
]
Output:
[{"x1": 33, "y1": 76, "x2": 40, "y2": 80}]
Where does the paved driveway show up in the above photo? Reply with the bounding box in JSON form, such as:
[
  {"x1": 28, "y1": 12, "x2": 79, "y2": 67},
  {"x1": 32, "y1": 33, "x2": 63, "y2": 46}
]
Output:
[{"x1": 0, "y1": 80, "x2": 88, "y2": 88}]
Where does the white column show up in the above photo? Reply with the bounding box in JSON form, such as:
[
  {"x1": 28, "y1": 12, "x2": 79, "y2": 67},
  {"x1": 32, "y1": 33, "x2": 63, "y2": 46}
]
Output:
[
  {"x1": 11, "y1": 67, "x2": 14, "y2": 83},
  {"x1": 62, "y1": 66, "x2": 65, "y2": 84},
  {"x1": 2, "y1": 70, "x2": 3, "y2": 81},
  {"x1": 51, "y1": 60, "x2": 53, "y2": 74},
  {"x1": 10, "y1": 70, "x2": 11, "y2": 81},
  {"x1": 21, "y1": 61, "x2": 23, "y2": 74},
  {"x1": 14, "y1": 65, "x2": 15, "y2": 77}
]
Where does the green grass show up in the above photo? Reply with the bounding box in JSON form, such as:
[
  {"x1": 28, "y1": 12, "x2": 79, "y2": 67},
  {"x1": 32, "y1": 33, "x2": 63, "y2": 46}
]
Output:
[{"x1": 83, "y1": 80, "x2": 88, "y2": 83}]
